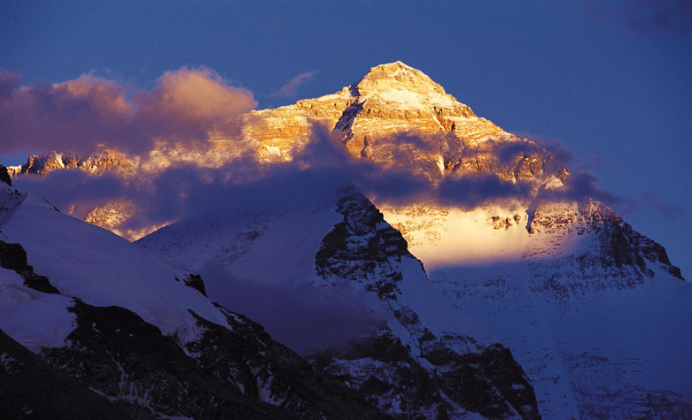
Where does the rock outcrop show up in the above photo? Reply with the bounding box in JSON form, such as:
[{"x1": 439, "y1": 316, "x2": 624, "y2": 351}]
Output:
[
  {"x1": 0, "y1": 328, "x2": 134, "y2": 420},
  {"x1": 313, "y1": 191, "x2": 541, "y2": 420},
  {"x1": 38, "y1": 300, "x2": 387, "y2": 420},
  {"x1": 0, "y1": 165, "x2": 11, "y2": 187}
]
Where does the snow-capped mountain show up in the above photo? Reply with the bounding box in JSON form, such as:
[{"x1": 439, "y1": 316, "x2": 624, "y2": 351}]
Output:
[
  {"x1": 10, "y1": 62, "x2": 557, "y2": 240},
  {"x1": 140, "y1": 63, "x2": 688, "y2": 419},
  {"x1": 0, "y1": 168, "x2": 389, "y2": 420},
  {"x1": 7, "y1": 149, "x2": 133, "y2": 178},
  {"x1": 385, "y1": 197, "x2": 691, "y2": 419},
  {"x1": 140, "y1": 179, "x2": 542, "y2": 420},
  {"x1": 5, "y1": 62, "x2": 691, "y2": 419},
  {"x1": 138, "y1": 172, "x2": 690, "y2": 419}
]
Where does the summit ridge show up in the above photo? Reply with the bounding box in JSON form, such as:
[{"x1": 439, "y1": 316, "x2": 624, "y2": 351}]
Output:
[
  {"x1": 246, "y1": 62, "x2": 506, "y2": 168},
  {"x1": 352, "y1": 61, "x2": 449, "y2": 98}
]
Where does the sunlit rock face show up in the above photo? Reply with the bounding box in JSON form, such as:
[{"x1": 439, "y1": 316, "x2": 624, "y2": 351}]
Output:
[
  {"x1": 11, "y1": 62, "x2": 564, "y2": 239},
  {"x1": 246, "y1": 62, "x2": 557, "y2": 182},
  {"x1": 334, "y1": 62, "x2": 501, "y2": 160},
  {"x1": 9, "y1": 62, "x2": 556, "y2": 184},
  {"x1": 11, "y1": 150, "x2": 137, "y2": 178},
  {"x1": 243, "y1": 88, "x2": 355, "y2": 162},
  {"x1": 245, "y1": 62, "x2": 503, "y2": 159}
]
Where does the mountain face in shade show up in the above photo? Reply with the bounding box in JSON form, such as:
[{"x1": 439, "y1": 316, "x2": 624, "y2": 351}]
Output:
[
  {"x1": 5, "y1": 63, "x2": 691, "y2": 419},
  {"x1": 140, "y1": 63, "x2": 689, "y2": 419},
  {"x1": 1, "y1": 171, "x2": 542, "y2": 420},
  {"x1": 0, "y1": 178, "x2": 389, "y2": 420},
  {"x1": 140, "y1": 187, "x2": 542, "y2": 420}
]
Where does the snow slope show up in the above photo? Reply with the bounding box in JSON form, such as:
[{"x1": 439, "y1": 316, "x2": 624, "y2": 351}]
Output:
[
  {"x1": 0, "y1": 267, "x2": 75, "y2": 351},
  {"x1": 139, "y1": 188, "x2": 493, "y2": 350},
  {"x1": 0, "y1": 192, "x2": 230, "y2": 348},
  {"x1": 385, "y1": 198, "x2": 692, "y2": 419},
  {"x1": 0, "y1": 177, "x2": 393, "y2": 420},
  {"x1": 141, "y1": 184, "x2": 542, "y2": 420},
  {"x1": 430, "y1": 262, "x2": 692, "y2": 419},
  {"x1": 141, "y1": 170, "x2": 692, "y2": 419}
]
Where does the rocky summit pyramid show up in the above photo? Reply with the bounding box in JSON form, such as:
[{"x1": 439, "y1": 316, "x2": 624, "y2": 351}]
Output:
[
  {"x1": 8, "y1": 62, "x2": 542, "y2": 183},
  {"x1": 247, "y1": 62, "x2": 502, "y2": 156},
  {"x1": 245, "y1": 62, "x2": 530, "y2": 180},
  {"x1": 11, "y1": 62, "x2": 561, "y2": 239},
  {"x1": 4, "y1": 63, "x2": 692, "y2": 420}
]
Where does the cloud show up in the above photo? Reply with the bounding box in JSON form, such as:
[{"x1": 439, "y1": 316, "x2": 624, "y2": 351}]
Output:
[
  {"x1": 641, "y1": 191, "x2": 683, "y2": 220},
  {"x1": 138, "y1": 128, "x2": 535, "y2": 219},
  {"x1": 0, "y1": 70, "x2": 21, "y2": 100},
  {"x1": 0, "y1": 73, "x2": 131, "y2": 156},
  {"x1": 436, "y1": 175, "x2": 532, "y2": 209},
  {"x1": 539, "y1": 170, "x2": 624, "y2": 210},
  {"x1": 499, "y1": 134, "x2": 574, "y2": 167},
  {"x1": 494, "y1": 134, "x2": 628, "y2": 209},
  {"x1": 14, "y1": 170, "x2": 129, "y2": 219},
  {"x1": 134, "y1": 68, "x2": 256, "y2": 143},
  {"x1": 10, "y1": 113, "x2": 623, "y2": 241},
  {"x1": 582, "y1": 0, "x2": 692, "y2": 35},
  {"x1": 0, "y1": 67, "x2": 256, "y2": 156},
  {"x1": 276, "y1": 70, "x2": 318, "y2": 98},
  {"x1": 198, "y1": 259, "x2": 376, "y2": 354},
  {"x1": 14, "y1": 126, "x2": 536, "y2": 235}
]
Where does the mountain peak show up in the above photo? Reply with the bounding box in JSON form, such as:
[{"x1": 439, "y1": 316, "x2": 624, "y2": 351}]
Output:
[{"x1": 353, "y1": 61, "x2": 447, "y2": 98}]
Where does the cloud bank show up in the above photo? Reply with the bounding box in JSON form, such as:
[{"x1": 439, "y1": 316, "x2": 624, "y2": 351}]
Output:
[
  {"x1": 4, "y1": 66, "x2": 620, "y2": 229},
  {"x1": 12, "y1": 119, "x2": 625, "y2": 238},
  {"x1": 199, "y1": 259, "x2": 376, "y2": 353},
  {"x1": 582, "y1": 0, "x2": 692, "y2": 35},
  {"x1": 0, "y1": 68, "x2": 256, "y2": 156}
]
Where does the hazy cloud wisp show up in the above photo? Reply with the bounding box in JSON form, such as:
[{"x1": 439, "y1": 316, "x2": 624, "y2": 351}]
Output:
[{"x1": 277, "y1": 71, "x2": 318, "y2": 98}]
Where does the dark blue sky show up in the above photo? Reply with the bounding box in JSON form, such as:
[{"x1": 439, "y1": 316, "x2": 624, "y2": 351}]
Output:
[{"x1": 2, "y1": 0, "x2": 691, "y2": 275}]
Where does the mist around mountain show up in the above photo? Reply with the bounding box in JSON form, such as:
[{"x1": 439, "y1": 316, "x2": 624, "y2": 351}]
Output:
[{"x1": 1, "y1": 62, "x2": 691, "y2": 419}]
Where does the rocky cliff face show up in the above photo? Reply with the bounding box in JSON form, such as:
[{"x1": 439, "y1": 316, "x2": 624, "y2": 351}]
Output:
[
  {"x1": 524, "y1": 199, "x2": 684, "y2": 295},
  {"x1": 9, "y1": 150, "x2": 134, "y2": 178},
  {"x1": 38, "y1": 300, "x2": 387, "y2": 420},
  {"x1": 0, "y1": 328, "x2": 135, "y2": 420},
  {"x1": 0, "y1": 165, "x2": 11, "y2": 187},
  {"x1": 333, "y1": 63, "x2": 503, "y2": 172},
  {"x1": 313, "y1": 191, "x2": 541, "y2": 420}
]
